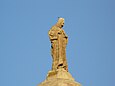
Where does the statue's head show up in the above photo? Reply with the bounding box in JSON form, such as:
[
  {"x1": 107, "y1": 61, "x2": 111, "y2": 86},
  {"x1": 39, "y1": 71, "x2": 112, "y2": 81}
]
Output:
[{"x1": 56, "y1": 18, "x2": 65, "y2": 28}]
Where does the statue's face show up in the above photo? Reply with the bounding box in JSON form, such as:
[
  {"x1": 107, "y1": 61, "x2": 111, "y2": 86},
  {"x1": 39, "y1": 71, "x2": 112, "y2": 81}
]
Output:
[
  {"x1": 56, "y1": 18, "x2": 65, "y2": 28},
  {"x1": 61, "y1": 21, "x2": 64, "y2": 28}
]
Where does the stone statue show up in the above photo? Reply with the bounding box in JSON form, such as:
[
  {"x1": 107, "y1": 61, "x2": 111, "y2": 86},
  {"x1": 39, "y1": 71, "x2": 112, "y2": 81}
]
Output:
[
  {"x1": 38, "y1": 18, "x2": 81, "y2": 86},
  {"x1": 48, "y1": 18, "x2": 68, "y2": 71}
]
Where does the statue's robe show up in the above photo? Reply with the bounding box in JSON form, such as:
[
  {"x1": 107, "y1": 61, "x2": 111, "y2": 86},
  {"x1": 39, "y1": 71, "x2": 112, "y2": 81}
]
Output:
[{"x1": 48, "y1": 25, "x2": 68, "y2": 71}]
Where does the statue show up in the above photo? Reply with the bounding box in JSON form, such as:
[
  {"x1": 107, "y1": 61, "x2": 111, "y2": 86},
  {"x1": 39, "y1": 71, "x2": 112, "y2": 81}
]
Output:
[
  {"x1": 48, "y1": 18, "x2": 68, "y2": 71},
  {"x1": 38, "y1": 18, "x2": 81, "y2": 86}
]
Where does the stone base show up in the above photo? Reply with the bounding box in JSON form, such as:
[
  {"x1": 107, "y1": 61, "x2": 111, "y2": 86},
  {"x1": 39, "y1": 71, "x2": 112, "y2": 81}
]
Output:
[
  {"x1": 38, "y1": 78, "x2": 81, "y2": 86},
  {"x1": 46, "y1": 68, "x2": 74, "y2": 81},
  {"x1": 38, "y1": 68, "x2": 81, "y2": 86}
]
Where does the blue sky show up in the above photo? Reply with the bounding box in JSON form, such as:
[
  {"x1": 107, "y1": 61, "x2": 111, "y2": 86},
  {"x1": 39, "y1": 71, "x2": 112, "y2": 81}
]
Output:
[{"x1": 0, "y1": 0, "x2": 115, "y2": 86}]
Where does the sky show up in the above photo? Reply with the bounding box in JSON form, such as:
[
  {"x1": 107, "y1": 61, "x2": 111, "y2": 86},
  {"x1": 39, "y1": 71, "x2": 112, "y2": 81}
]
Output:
[{"x1": 0, "y1": 0, "x2": 115, "y2": 86}]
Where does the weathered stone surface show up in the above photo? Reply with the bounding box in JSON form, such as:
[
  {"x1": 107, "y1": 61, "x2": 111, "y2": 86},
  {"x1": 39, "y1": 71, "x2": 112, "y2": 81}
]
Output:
[
  {"x1": 48, "y1": 18, "x2": 68, "y2": 71},
  {"x1": 38, "y1": 68, "x2": 81, "y2": 86},
  {"x1": 38, "y1": 18, "x2": 81, "y2": 86},
  {"x1": 46, "y1": 68, "x2": 74, "y2": 81},
  {"x1": 38, "y1": 78, "x2": 80, "y2": 86}
]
